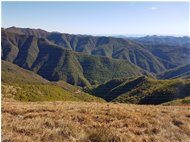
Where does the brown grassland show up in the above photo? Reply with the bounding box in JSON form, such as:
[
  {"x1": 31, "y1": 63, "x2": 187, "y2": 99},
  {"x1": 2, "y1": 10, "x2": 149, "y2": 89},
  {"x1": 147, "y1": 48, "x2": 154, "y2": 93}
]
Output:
[{"x1": 2, "y1": 98, "x2": 190, "y2": 142}]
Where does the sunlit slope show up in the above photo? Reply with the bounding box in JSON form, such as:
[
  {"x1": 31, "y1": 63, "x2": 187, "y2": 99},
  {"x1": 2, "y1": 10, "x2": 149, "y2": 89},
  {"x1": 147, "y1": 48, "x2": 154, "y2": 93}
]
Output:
[{"x1": 2, "y1": 61, "x2": 104, "y2": 102}]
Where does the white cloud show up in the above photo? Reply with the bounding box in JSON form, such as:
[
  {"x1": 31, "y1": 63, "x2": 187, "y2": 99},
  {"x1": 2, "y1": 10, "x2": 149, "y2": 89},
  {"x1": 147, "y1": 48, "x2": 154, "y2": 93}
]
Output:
[{"x1": 150, "y1": 7, "x2": 157, "y2": 10}]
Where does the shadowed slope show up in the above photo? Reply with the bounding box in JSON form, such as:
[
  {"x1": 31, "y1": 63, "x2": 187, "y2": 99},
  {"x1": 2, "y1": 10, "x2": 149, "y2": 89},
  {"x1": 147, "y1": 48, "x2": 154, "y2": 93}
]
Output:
[
  {"x1": 158, "y1": 64, "x2": 190, "y2": 79},
  {"x1": 4, "y1": 27, "x2": 167, "y2": 73},
  {"x1": 90, "y1": 76, "x2": 190, "y2": 104},
  {"x1": 2, "y1": 29, "x2": 149, "y2": 86}
]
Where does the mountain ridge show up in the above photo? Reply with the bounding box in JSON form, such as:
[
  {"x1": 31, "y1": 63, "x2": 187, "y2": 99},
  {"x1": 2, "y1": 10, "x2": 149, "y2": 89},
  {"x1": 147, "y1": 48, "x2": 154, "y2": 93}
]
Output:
[
  {"x1": 2, "y1": 27, "x2": 190, "y2": 87},
  {"x1": 2, "y1": 28, "x2": 150, "y2": 86},
  {"x1": 3, "y1": 27, "x2": 169, "y2": 73}
]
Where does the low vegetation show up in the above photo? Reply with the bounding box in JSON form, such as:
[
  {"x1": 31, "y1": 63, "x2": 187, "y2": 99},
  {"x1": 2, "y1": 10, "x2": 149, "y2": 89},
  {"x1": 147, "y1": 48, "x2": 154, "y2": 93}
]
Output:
[
  {"x1": 2, "y1": 84, "x2": 104, "y2": 102},
  {"x1": 163, "y1": 97, "x2": 190, "y2": 105},
  {"x1": 88, "y1": 76, "x2": 190, "y2": 105},
  {"x1": 1, "y1": 60, "x2": 104, "y2": 102},
  {"x1": 2, "y1": 99, "x2": 190, "y2": 142}
]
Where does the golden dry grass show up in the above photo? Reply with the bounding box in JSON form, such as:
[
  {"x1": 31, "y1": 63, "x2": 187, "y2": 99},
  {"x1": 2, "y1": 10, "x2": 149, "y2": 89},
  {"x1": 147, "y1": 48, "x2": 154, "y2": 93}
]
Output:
[{"x1": 2, "y1": 99, "x2": 190, "y2": 142}]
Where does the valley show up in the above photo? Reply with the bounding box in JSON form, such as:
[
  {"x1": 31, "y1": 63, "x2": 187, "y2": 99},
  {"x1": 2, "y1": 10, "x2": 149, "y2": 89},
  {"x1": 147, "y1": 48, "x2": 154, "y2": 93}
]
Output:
[
  {"x1": 1, "y1": 27, "x2": 190, "y2": 142},
  {"x1": 2, "y1": 1, "x2": 190, "y2": 142},
  {"x1": 1, "y1": 27, "x2": 190, "y2": 105}
]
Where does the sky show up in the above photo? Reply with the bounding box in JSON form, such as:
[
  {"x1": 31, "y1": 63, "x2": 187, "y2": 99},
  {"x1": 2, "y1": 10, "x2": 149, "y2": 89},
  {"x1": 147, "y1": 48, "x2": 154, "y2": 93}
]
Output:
[{"x1": 1, "y1": 1, "x2": 190, "y2": 36}]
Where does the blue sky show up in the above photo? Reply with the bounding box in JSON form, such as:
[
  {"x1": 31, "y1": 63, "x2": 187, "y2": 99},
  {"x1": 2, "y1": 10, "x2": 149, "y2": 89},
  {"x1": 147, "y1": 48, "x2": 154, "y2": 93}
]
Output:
[{"x1": 2, "y1": 1, "x2": 189, "y2": 36}]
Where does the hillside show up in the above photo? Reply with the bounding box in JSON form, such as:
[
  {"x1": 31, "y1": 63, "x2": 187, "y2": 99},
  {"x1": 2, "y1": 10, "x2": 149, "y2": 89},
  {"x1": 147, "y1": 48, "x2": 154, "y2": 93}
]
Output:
[
  {"x1": 2, "y1": 28, "x2": 150, "y2": 86},
  {"x1": 2, "y1": 100, "x2": 190, "y2": 142},
  {"x1": 2, "y1": 27, "x2": 190, "y2": 104},
  {"x1": 2, "y1": 28, "x2": 190, "y2": 142},
  {"x1": 4, "y1": 27, "x2": 190, "y2": 73},
  {"x1": 163, "y1": 97, "x2": 190, "y2": 105},
  {"x1": 158, "y1": 63, "x2": 190, "y2": 79},
  {"x1": 2, "y1": 60, "x2": 48, "y2": 84},
  {"x1": 89, "y1": 76, "x2": 190, "y2": 104},
  {"x1": 2, "y1": 60, "x2": 104, "y2": 102},
  {"x1": 3, "y1": 27, "x2": 190, "y2": 87},
  {"x1": 133, "y1": 36, "x2": 190, "y2": 69},
  {"x1": 3, "y1": 27, "x2": 168, "y2": 74}
]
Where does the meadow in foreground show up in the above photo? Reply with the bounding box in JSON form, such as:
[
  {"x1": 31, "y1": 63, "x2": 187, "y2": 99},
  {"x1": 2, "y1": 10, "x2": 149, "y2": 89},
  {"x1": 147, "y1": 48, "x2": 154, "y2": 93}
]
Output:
[{"x1": 2, "y1": 99, "x2": 190, "y2": 142}]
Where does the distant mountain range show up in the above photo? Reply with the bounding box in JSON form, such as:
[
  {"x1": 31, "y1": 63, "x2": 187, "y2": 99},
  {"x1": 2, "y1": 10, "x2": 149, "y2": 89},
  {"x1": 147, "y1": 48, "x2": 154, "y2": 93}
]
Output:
[
  {"x1": 1, "y1": 27, "x2": 190, "y2": 104},
  {"x1": 2, "y1": 27, "x2": 190, "y2": 80},
  {"x1": 134, "y1": 35, "x2": 190, "y2": 46}
]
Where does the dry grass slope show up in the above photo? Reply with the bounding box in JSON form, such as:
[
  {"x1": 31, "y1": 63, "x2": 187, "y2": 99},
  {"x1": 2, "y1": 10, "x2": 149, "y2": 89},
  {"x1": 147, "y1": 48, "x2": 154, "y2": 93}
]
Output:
[{"x1": 2, "y1": 99, "x2": 190, "y2": 142}]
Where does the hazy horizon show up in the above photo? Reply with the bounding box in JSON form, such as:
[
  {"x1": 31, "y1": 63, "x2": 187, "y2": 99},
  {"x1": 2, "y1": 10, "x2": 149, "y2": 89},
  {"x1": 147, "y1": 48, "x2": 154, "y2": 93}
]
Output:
[{"x1": 2, "y1": 26, "x2": 189, "y2": 38}]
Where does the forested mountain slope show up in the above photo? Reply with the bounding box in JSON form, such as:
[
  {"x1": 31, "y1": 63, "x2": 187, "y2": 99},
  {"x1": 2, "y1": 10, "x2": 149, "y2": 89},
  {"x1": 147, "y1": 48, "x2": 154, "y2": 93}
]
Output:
[
  {"x1": 2, "y1": 28, "x2": 149, "y2": 86},
  {"x1": 88, "y1": 76, "x2": 190, "y2": 104},
  {"x1": 2, "y1": 60, "x2": 104, "y2": 102}
]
